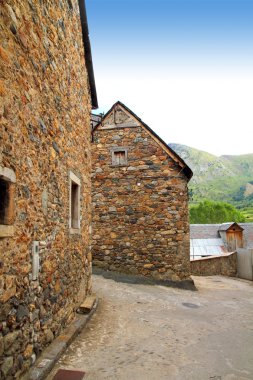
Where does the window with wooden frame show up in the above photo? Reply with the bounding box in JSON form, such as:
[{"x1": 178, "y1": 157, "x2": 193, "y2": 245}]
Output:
[{"x1": 111, "y1": 147, "x2": 128, "y2": 166}]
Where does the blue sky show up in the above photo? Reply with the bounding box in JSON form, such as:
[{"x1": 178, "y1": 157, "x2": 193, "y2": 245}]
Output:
[{"x1": 86, "y1": 0, "x2": 253, "y2": 155}]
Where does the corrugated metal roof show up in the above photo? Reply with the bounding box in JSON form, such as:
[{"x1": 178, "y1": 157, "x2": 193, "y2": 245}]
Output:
[{"x1": 190, "y1": 238, "x2": 227, "y2": 259}]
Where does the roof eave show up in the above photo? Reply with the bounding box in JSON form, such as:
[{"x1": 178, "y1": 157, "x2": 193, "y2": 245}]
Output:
[
  {"x1": 219, "y1": 222, "x2": 244, "y2": 232},
  {"x1": 78, "y1": 0, "x2": 98, "y2": 109},
  {"x1": 116, "y1": 102, "x2": 193, "y2": 181}
]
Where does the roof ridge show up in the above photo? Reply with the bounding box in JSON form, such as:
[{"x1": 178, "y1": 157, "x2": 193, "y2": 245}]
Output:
[{"x1": 92, "y1": 101, "x2": 193, "y2": 180}]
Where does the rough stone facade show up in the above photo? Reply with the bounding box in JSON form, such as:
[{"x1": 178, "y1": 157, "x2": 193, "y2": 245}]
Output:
[
  {"x1": 190, "y1": 252, "x2": 237, "y2": 277},
  {"x1": 92, "y1": 102, "x2": 193, "y2": 285},
  {"x1": 0, "y1": 1, "x2": 95, "y2": 378}
]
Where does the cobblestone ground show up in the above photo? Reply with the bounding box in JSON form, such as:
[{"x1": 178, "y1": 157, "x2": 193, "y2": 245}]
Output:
[{"x1": 47, "y1": 275, "x2": 253, "y2": 380}]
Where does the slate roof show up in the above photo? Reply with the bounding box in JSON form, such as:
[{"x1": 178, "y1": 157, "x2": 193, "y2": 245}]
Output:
[
  {"x1": 190, "y1": 224, "x2": 220, "y2": 239},
  {"x1": 91, "y1": 114, "x2": 102, "y2": 129},
  {"x1": 241, "y1": 223, "x2": 253, "y2": 248},
  {"x1": 219, "y1": 222, "x2": 244, "y2": 232}
]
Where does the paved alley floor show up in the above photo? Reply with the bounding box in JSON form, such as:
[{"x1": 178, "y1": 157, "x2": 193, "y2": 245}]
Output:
[{"x1": 47, "y1": 275, "x2": 253, "y2": 380}]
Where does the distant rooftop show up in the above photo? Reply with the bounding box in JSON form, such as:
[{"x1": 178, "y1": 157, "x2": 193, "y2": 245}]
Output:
[
  {"x1": 219, "y1": 222, "x2": 244, "y2": 232},
  {"x1": 190, "y1": 223, "x2": 253, "y2": 249},
  {"x1": 190, "y1": 224, "x2": 220, "y2": 239},
  {"x1": 91, "y1": 113, "x2": 102, "y2": 130},
  {"x1": 190, "y1": 238, "x2": 226, "y2": 260},
  {"x1": 241, "y1": 223, "x2": 253, "y2": 248}
]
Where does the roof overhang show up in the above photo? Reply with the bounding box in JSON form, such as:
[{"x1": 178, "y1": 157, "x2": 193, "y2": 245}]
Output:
[
  {"x1": 219, "y1": 222, "x2": 244, "y2": 232},
  {"x1": 78, "y1": 0, "x2": 98, "y2": 109}
]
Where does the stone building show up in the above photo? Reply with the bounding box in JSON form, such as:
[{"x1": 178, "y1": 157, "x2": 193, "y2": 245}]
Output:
[
  {"x1": 190, "y1": 222, "x2": 253, "y2": 259},
  {"x1": 92, "y1": 101, "x2": 193, "y2": 286},
  {"x1": 0, "y1": 1, "x2": 97, "y2": 377},
  {"x1": 190, "y1": 222, "x2": 253, "y2": 279}
]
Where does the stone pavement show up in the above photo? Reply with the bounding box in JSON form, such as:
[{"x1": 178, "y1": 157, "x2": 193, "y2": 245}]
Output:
[{"x1": 47, "y1": 274, "x2": 253, "y2": 380}]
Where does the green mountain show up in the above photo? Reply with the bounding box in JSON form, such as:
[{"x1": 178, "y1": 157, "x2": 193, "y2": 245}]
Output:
[{"x1": 169, "y1": 143, "x2": 253, "y2": 221}]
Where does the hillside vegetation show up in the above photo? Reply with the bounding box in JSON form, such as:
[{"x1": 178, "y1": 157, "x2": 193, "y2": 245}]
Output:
[
  {"x1": 169, "y1": 143, "x2": 253, "y2": 222},
  {"x1": 190, "y1": 200, "x2": 246, "y2": 224}
]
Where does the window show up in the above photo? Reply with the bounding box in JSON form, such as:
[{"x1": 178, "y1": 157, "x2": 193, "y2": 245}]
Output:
[
  {"x1": 114, "y1": 151, "x2": 126, "y2": 165},
  {"x1": 69, "y1": 172, "x2": 81, "y2": 233},
  {"x1": 0, "y1": 167, "x2": 16, "y2": 237},
  {"x1": 71, "y1": 182, "x2": 79, "y2": 228},
  {"x1": 0, "y1": 177, "x2": 10, "y2": 225},
  {"x1": 111, "y1": 147, "x2": 128, "y2": 166}
]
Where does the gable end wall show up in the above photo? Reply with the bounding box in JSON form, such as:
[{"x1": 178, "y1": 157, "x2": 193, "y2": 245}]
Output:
[{"x1": 92, "y1": 117, "x2": 191, "y2": 282}]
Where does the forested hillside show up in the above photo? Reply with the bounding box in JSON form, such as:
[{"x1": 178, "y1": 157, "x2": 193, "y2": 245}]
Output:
[{"x1": 169, "y1": 143, "x2": 253, "y2": 221}]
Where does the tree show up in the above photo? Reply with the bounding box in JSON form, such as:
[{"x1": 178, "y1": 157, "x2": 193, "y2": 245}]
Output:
[{"x1": 190, "y1": 200, "x2": 246, "y2": 224}]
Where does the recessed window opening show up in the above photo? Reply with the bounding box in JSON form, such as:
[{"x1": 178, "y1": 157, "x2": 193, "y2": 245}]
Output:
[
  {"x1": 71, "y1": 181, "x2": 79, "y2": 229},
  {"x1": 67, "y1": 0, "x2": 73, "y2": 10},
  {"x1": 0, "y1": 167, "x2": 16, "y2": 237},
  {"x1": 69, "y1": 171, "x2": 81, "y2": 233},
  {"x1": 111, "y1": 148, "x2": 128, "y2": 166},
  {"x1": 0, "y1": 177, "x2": 10, "y2": 225},
  {"x1": 114, "y1": 151, "x2": 126, "y2": 165}
]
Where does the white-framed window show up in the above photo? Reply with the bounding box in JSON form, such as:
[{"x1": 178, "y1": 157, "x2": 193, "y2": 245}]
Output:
[
  {"x1": 111, "y1": 147, "x2": 128, "y2": 166},
  {"x1": 69, "y1": 171, "x2": 81, "y2": 233},
  {"x1": 0, "y1": 167, "x2": 16, "y2": 238}
]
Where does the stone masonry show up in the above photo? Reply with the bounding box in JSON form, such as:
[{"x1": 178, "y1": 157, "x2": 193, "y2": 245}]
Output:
[
  {"x1": 92, "y1": 102, "x2": 193, "y2": 285},
  {"x1": 0, "y1": 1, "x2": 97, "y2": 378},
  {"x1": 190, "y1": 252, "x2": 237, "y2": 277}
]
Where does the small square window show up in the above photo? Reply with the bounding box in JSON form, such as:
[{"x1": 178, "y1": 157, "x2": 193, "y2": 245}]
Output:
[{"x1": 111, "y1": 148, "x2": 128, "y2": 166}]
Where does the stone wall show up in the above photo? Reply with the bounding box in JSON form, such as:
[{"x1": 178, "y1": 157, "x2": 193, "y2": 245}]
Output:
[
  {"x1": 190, "y1": 253, "x2": 237, "y2": 277},
  {"x1": 92, "y1": 103, "x2": 192, "y2": 285},
  {"x1": 0, "y1": 1, "x2": 92, "y2": 378}
]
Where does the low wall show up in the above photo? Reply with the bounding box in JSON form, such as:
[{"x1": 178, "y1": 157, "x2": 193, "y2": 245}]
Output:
[{"x1": 190, "y1": 252, "x2": 237, "y2": 277}]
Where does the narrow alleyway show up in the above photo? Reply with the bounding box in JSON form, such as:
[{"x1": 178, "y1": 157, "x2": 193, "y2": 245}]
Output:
[{"x1": 47, "y1": 275, "x2": 253, "y2": 380}]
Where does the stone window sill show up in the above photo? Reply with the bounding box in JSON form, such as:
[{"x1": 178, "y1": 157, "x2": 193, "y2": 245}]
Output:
[
  {"x1": 0, "y1": 225, "x2": 14, "y2": 238},
  {"x1": 110, "y1": 164, "x2": 128, "y2": 167},
  {"x1": 69, "y1": 228, "x2": 81, "y2": 235}
]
